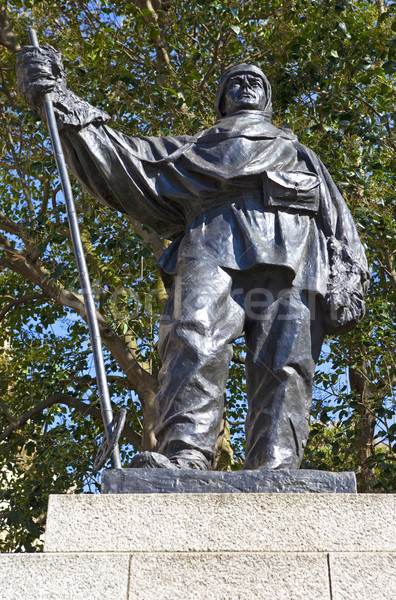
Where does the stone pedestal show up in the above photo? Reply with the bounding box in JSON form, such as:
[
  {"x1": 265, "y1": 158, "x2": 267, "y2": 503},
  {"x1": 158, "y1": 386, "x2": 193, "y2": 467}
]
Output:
[{"x1": 1, "y1": 492, "x2": 395, "y2": 599}]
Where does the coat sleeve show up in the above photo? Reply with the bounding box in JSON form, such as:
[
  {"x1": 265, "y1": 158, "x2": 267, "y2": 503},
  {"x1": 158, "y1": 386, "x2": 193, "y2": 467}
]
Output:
[
  {"x1": 53, "y1": 91, "x2": 188, "y2": 239},
  {"x1": 60, "y1": 124, "x2": 188, "y2": 238}
]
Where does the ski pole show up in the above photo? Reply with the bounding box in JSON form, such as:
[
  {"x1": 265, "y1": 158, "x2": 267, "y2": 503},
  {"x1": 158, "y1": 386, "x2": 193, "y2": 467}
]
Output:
[{"x1": 28, "y1": 28, "x2": 124, "y2": 470}]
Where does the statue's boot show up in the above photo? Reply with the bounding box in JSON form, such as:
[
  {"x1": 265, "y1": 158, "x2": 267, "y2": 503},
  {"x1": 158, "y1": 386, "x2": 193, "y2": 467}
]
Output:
[
  {"x1": 129, "y1": 449, "x2": 209, "y2": 470},
  {"x1": 128, "y1": 451, "x2": 173, "y2": 469},
  {"x1": 169, "y1": 448, "x2": 210, "y2": 470}
]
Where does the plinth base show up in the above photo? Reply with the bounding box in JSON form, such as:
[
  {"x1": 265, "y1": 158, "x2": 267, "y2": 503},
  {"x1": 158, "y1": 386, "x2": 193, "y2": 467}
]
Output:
[
  {"x1": 101, "y1": 467, "x2": 357, "y2": 494},
  {"x1": 1, "y1": 493, "x2": 395, "y2": 599}
]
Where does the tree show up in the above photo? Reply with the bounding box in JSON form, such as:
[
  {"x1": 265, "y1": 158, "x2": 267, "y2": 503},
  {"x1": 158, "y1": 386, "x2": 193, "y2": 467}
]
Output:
[{"x1": 0, "y1": 0, "x2": 395, "y2": 551}]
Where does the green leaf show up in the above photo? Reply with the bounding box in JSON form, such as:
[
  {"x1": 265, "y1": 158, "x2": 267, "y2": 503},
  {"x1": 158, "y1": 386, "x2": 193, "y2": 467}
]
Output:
[{"x1": 149, "y1": 27, "x2": 160, "y2": 40}]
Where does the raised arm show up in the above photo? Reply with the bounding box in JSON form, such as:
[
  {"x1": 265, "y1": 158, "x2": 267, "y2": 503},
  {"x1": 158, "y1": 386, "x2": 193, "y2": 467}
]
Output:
[{"x1": 16, "y1": 46, "x2": 185, "y2": 238}]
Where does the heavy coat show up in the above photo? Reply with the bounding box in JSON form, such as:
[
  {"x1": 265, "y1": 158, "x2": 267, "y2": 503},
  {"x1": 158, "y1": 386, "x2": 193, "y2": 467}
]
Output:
[{"x1": 59, "y1": 105, "x2": 368, "y2": 332}]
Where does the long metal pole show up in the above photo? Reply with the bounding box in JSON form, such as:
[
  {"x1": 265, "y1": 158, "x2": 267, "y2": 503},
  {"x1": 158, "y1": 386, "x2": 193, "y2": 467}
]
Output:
[{"x1": 29, "y1": 28, "x2": 121, "y2": 469}]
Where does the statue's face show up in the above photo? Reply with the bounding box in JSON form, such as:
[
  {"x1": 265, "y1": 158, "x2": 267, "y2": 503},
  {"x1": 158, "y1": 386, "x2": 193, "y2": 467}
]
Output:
[{"x1": 223, "y1": 73, "x2": 266, "y2": 115}]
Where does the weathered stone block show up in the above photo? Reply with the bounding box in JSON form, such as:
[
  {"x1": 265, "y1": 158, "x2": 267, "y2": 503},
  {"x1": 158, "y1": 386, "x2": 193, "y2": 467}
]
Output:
[
  {"x1": 44, "y1": 493, "x2": 396, "y2": 554},
  {"x1": 329, "y1": 552, "x2": 396, "y2": 600},
  {"x1": 0, "y1": 553, "x2": 129, "y2": 600},
  {"x1": 128, "y1": 552, "x2": 331, "y2": 600}
]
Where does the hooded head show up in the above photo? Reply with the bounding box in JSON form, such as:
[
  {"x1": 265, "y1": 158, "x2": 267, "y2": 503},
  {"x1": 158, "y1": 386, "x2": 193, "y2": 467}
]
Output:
[{"x1": 215, "y1": 63, "x2": 272, "y2": 120}]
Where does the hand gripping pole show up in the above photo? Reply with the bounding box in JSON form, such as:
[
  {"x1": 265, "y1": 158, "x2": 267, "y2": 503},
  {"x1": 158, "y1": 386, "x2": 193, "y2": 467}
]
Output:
[{"x1": 28, "y1": 28, "x2": 123, "y2": 470}]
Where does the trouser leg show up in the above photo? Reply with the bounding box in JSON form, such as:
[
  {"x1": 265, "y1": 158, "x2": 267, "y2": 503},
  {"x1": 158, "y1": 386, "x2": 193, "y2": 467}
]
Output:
[
  {"x1": 243, "y1": 277, "x2": 325, "y2": 470},
  {"x1": 155, "y1": 260, "x2": 244, "y2": 463}
]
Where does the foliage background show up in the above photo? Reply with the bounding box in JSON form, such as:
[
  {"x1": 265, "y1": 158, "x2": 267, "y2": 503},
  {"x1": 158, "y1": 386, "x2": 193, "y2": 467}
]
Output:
[{"x1": 0, "y1": 0, "x2": 395, "y2": 552}]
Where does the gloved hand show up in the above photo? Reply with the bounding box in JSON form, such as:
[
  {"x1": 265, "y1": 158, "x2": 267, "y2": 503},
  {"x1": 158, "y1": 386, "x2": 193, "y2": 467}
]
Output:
[
  {"x1": 16, "y1": 45, "x2": 66, "y2": 111},
  {"x1": 17, "y1": 44, "x2": 109, "y2": 130},
  {"x1": 324, "y1": 236, "x2": 368, "y2": 334}
]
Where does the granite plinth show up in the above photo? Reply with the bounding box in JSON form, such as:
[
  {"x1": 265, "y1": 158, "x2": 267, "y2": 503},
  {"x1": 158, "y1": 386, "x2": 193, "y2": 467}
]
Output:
[
  {"x1": 101, "y1": 467, "x2": 356, "y2": 494},
  {"x1": 2, "y1": 493, "x2": 394, "y2": 599}
]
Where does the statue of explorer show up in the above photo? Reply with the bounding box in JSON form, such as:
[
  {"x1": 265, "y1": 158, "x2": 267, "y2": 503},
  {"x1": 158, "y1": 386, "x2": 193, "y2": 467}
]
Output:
[{"x1": 17, "y1": 47, "x2": 369, "y2": 471}]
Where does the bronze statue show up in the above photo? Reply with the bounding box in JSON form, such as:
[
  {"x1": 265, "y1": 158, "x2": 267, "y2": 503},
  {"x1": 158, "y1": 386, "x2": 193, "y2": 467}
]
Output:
[{"x1": 17, "y1": 47, "x2": 369, "y2": 471}]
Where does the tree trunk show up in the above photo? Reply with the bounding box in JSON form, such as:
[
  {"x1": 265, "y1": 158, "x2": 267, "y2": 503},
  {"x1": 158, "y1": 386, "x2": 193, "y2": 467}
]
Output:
[{"x1": 349, "y1": 360, "x2": 377, "y2": 492}]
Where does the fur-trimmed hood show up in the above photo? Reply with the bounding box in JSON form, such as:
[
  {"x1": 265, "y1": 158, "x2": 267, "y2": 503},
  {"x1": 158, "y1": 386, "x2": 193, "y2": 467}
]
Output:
[{"x1": 214, "y1": 63, "x2": 272, "y2": 120}]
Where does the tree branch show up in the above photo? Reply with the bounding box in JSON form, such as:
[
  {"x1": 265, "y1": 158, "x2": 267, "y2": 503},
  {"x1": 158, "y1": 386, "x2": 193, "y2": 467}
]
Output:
[
  {"x1": 376, "y1": 0, "x2": 386, "y2": 16},
  {"x1": 349, "y1": 89, "x2": 396, "y2": 151},
  {"x1": 380, "y1": 249, "x2": 396, "y2": 296},
  {"x1": 0, "y1": 250, "x2": 158, "y2": 403},
  {"x1": 127, "y1": 215, "x2": 167, "y2": 261},
  {"x1": 5, "y1": 129, "x2": 36, "y2": 224},
  {"x1": 198, "y1": 32, "x2": 222, "y2": 92},
  {"x1": 140, "y1": 0, "x2": 172, "y2": 72},
  {"x1": 0, "y1": 392, "x2": 142, "y2": 449},
  {"x1": 0, "y1": 293, "x2": 47, "y2": 321},
  {"x1": 0, "y1": 210, "x2": 35, "y2": 245},
  {"x1": 384, "y1": 454, "x2": 396, "y2": 461},
  {"x1": 0, "y1": 398, "x2": 17, "y2": 426},
  {"x1": 232, "y1": 352, "x2": 245, "y2": 365},
  {"x1": 0, "y1": 5, "x2": 20, "y2": 52}
]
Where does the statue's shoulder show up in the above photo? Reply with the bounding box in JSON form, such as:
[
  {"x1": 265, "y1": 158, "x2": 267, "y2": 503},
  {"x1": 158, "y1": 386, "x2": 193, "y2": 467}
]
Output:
[
  {"x1": 292, "y1": 139, "x2": 325, "y2": 171},
  {"x1": 277, "y1": 125, "x2": 298, "y2": 140},
  {"x1": 195, "y1": 113, "x2": 300, "y2": 143}
]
